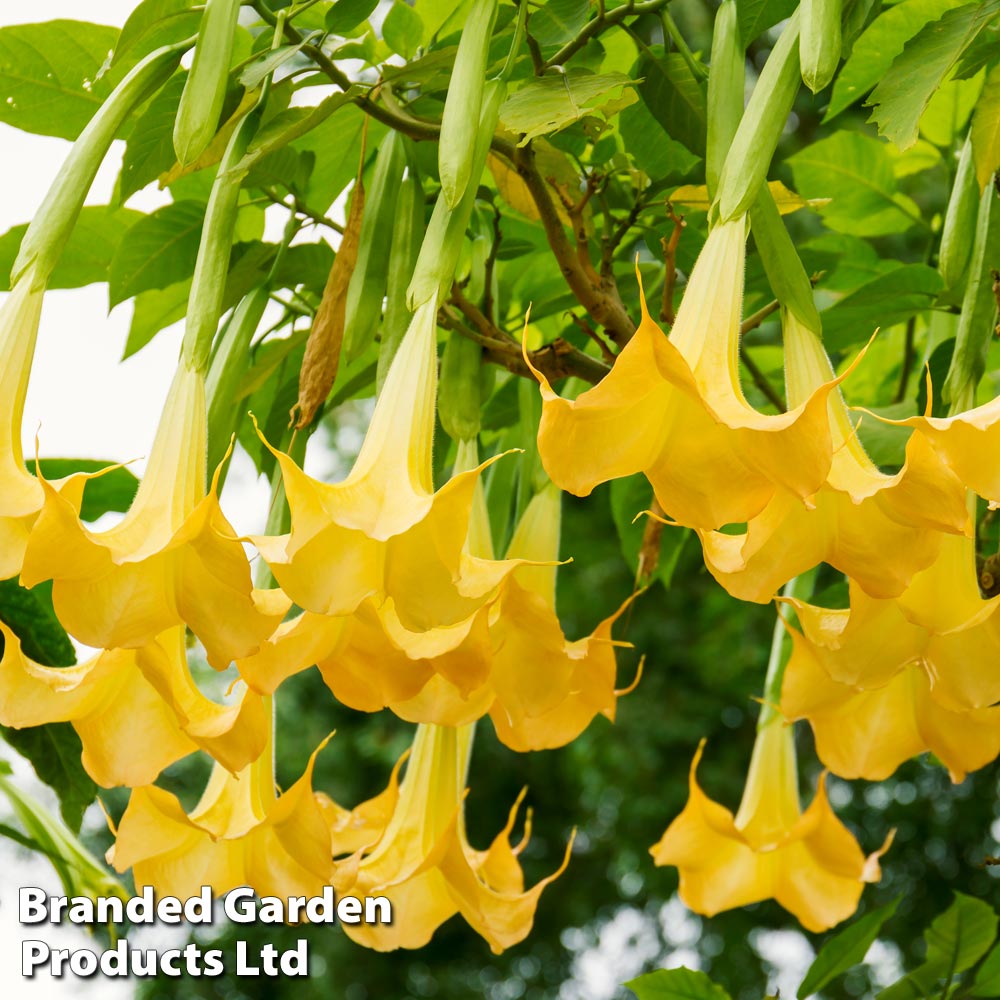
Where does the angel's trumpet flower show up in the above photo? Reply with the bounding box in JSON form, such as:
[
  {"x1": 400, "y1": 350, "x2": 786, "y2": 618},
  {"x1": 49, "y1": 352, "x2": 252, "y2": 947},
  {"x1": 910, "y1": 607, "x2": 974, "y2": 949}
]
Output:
[
  {"x1": 253, "y1": 296, "x2": 521, "y2": 633},
  {"x1": 238, "y1": 467, "x2": 634, "y2": 751},
  {"x1": 695, "y1": 313, "x2": 970, "y2": 602},
  {"x1": 0, "y1": 622, "x2": 267, "y2": 787},
  {"x1": 780, "y1": 522, "x2": 1000, "y2": 714},
  {"x1": 872, "y1": 386, "x2": 1000, "y2": 509},
  {"x1": 0, "y1": 42, "x2": 187, "y2": 581},
  {"x1": 781, "y1": 626, "x2": 1000, "y2": 782},
  {"x1": 327, "y1": 723, "x2": 571, "y2": 953},
  {"x1": 108, "y1": 728, "x2": 332, "y2": 900},
  {"x1": 651, "y1": 722, "x2": 887, "y2": 932},
  {"x1": 0, "y1": 264, "x2": 56, "y2": 580},
  {"x1": 530, "y1": 217, "x2": 848, "y2": 532},
  {"x1": 20, "y1": 364, "x2": 288, "y2": 666}
]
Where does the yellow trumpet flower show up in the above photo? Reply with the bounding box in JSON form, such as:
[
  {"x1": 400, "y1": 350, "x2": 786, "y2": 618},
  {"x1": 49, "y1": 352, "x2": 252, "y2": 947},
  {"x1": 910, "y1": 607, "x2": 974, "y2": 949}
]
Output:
[
  {"x1": 108, "y1": 728, "x2": 332, "y2": 900},
  {"x1": 327, "y1": 723, "x2": 572, "y2": 953},
  {"x1": 651, "y1": 723, "x2": 887, "y2": 933},
  {"x1": 781, "y1": 529, "x2": 1000, "y2": 713},
  {"x1": 20, "y1": 362, "x2": 289, "y2": 667},
  {"x1": 0, "y1": 623, "x2": 267, "y2": 787},
  {"x1": 238, "y1": 478, "x2": 634, "y2": 751},
  {"x1": 781, "y1": 627, "x2": 1000, "y2": 782},
  {"x1": 872, "y1": 382, "x2": 1000, "y2": 508},
  {"x1": 530, "y1": 218, "x2": 848, "y2": 532},
  {"x1": 695, "y1": 314, "x2": 970, "y2": 602},
  {"x1": 0, "y1": 264, "x2": 86, "y2": 580},
  {"x1": 253, "y1": 296, "x2": 522, "y2": 634}
]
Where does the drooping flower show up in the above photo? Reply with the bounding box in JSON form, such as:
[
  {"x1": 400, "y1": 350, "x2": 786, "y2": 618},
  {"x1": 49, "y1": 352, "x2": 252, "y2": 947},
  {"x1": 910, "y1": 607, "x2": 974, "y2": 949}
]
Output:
[
  {"x1": 326, "y1": 722, "x2": 572, "y2": 953},
  {"x1": 780, "y1": 529, "x2": 1000, "y2": 714},
  {"x1": 694, "y1": 313, "x2": 970, "y2": 602},
  {"x1": 869, "y1": 384, "x2": 1000, "y2": 509},
  {"x1": 781, "y1": 625, "x2": 1000, "y2": 782},
  {"x1": 0, "y1": 622, "x2": 267, "y2": 787},
  {"x1": 651, "y1": 722, "x2": 887, "y2": 932},
  {"x1": 0, "y1": 264, "x2": 83, "y2": 581},
  {"x1": 238, "y1": 474, "x2": 635, "y2": 751},
  {"x1": 108, "y1": 728, "x2": 332, "y2": 900},
  {"x1": 252, "y1": 296, "x2": 523, "y2": 634},
  {"x1": 20, "y1": 362, "x2": 289, "y2": 667},
  {"x1": 529, "y1": 218, "x2": 849, "y2": 532}
]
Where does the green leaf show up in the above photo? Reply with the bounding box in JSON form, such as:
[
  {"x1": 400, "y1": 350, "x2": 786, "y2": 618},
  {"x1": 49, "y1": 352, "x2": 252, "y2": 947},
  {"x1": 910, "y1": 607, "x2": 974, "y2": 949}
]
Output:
[
  {"x1": 737, "y1": 0, "x2": 797, "y2": 44},
  {"x1": 798, "y1": 898, "x2": 902, "y2": 998},
  {"x1": 916, "y1": 338, "x2": 955, "y2": 418},
  {"x1": 383, "y1": 1, "x2": 424, "y2": 58},
  {"x1": 827, "y1": 0, "x2": 961, "y2": 120},
  {"x1": 0, "y1": 724, "x2": 97, "y2": 834},
  {"x1": 972, "y1": 62, "x2": 1000, "y2": 188},
  {"x1": 125, "y1": 279, "x2": 190, "y2": 358},
  {"x1": 0, "y1": 205, "x2": 141, "y2": 292},
  {"x1": 972, "y1": 940, "x2": 1000, "y2": 996},
  {"x1": 34, "y1": 460, "x2": 139, "y2": 522},
  {"x1": 240, "y1": 37, "x2": 317, "y2": 90},
  {"x1": 326, "y1": 0, "x2": 379, "y2": 33},
  {"x1": 501, "y1": 71, "x2": 638, "y2": 145},
  {"x1": 637, "y1": 53, "x2": 706, "y2": 156},
  {"x1": 118, "y1": 72, "x2": 185, "y2": 203},
  {"x1": 822, "y1": 264, "x2": 943, "y2": 348},
  {"x1": 619, "y1": 86, "x2": 701, "y2": 180},
  {"x1": 0, "y1": 20, "x2": 119, "y2": 140},
  {"x1": 108, "y1": 199, "x2": 205, "y2": 306},
  {"x1": 923, "y1": 892, "x2": 998, "y2": 976},
  {"x1": 626, "y1": 967, "x2": 732, "y2": 1000},
  {"x1": 867, "y1": 1, "x2": 1000, "y2": 149},
  {"x1": 788, "y1": 132, "x2": 923, "y2": 236},
  {"x1": 0, "y1": 581, "x2": 75, "y2": 668},
  {"x1": 112, "y1": 0, "x2": 200, "y2": 71},
  {"x1": 530, "y1": 0, "x2": 590, "y2": 48}
]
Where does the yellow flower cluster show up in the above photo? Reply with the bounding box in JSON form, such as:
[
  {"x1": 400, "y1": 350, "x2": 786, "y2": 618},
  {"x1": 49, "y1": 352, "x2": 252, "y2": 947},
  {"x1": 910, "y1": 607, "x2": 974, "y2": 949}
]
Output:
[
  {"x1": 0, "y1": 237, "x2": 631, "y2": 954},
  {"x1": 533, "y1": 212, "x2": 1000, "y2": 931}
]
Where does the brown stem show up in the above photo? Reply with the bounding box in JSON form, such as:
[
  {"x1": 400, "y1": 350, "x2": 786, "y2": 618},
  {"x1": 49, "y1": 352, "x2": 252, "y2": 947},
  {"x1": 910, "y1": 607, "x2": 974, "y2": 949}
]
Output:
[
  {"x1": 739, "y1": 343, "x2": 786, "y2": 412},
  {"x1": 510, "y1": 144, "x2": 636, "y2": 348},
  {"x1": 567, "y1": 312, "x2": 617, "y2": 364},
  {"x1": 894, "y1": 315, "x2": 916, "y2": 403},
  {"x1": 541, "y1": 0, "x2": 675, "y2": 71}
]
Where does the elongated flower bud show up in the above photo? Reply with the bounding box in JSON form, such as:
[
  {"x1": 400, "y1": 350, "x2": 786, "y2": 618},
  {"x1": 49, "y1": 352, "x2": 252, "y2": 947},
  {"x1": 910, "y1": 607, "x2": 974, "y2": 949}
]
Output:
[
  {"x1": 438, "y1": 0, "x2": 497, "y2": 207},
  {"x1": 939, "y1": 134, "x2": 979, "y2": 293},
  {"x1": 377, "y1": 167, "x2": 425, "y2": 389},
  {"x1": 943, "y1": 176, "x2": 1000, "y2": 411},
  {"x1": 706, "y1": 0, "x2": 744, "y2": 199},
  {"x1": 13, "y1": 40, "x2": 189, "y2": 286},
  {"x1": 749, "y1": 183, "x2": 820, "y2": 330},
  {"x1": 408, "y1": 80, "x2": 506, "y2": 308},
  {"x1": 174, "y1": 0, "x2": 241, "y2": 166},
  {"x1": 800, "y1": 0, "x2": 842, "y2": 93},
  {"x1": 439, "y1": 331, "x2": 482, "y2": 442},
  {"x1": 181, "y1": 94, "x2": 266, "y2": 374},
  {"x1": 343, "y1": 131, "x2": 407, "y2": 362},
  {"x1": 206, "y1": 284, "x2": 270, "y2": 471},
  {"x1": 715, "y1": 11, "x2": 801, "y2": 223}
]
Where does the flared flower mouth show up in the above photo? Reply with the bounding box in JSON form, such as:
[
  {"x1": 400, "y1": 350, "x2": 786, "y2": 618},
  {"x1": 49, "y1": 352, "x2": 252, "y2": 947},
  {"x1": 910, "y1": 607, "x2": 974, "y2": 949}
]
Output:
[
  {"x1": 651, "y1": 733, "x2": 887, "y2": 932},
  {"x1": 0, "y1": 621, "x2": 268, "y2": 787},
  {"x1": 108, "y1": 731, "x2": 333, "y2": 900},
  {"x1": 781, "y1": 626, "x2": 1000, "y2": 783},
  {"x1": 529, "y1": 217, "x2": 857, "y2": 532},
  {"x1": 330, "y1": 722, "x2": 572, "y2": 953}
]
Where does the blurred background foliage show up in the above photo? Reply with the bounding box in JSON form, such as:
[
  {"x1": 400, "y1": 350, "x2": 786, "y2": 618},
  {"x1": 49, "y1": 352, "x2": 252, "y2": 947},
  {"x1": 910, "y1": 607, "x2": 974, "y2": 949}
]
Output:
[{"x1": 0, "y1": 0, "x2": 999, "y2": 997}]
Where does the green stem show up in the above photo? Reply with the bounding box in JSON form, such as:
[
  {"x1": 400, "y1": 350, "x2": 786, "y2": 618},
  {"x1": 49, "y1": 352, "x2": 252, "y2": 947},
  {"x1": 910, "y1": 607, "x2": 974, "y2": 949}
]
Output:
[
  {"x1": 662, "y1": 11, "x2": 707, "y2": 81},
  {"x1": 757, "y1": 574, "x2": 812, "y2": 729}
]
